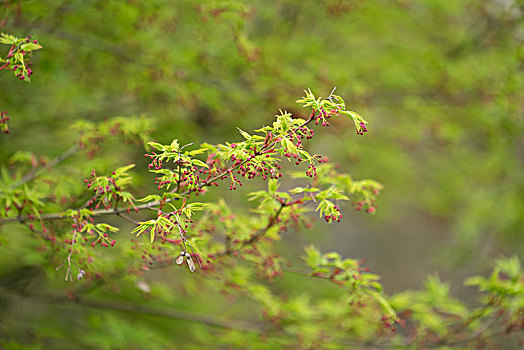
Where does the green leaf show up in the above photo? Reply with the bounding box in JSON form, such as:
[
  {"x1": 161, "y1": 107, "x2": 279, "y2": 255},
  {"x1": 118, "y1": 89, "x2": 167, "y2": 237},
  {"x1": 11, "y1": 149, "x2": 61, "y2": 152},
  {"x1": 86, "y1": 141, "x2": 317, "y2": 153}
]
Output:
[
  {"x1": 237, "y1": 127, "x2": 251, "y2": 140},
  {"x1": 268, "y1": 179, "x2": 278, "y2": 195},
  {"x1": 191, "y1": 159, "x2": 208, "y2": 168},
  {"x1": 0, "y1": 33, "x2": 17, "y2": 45},
  {"x1": 147, "y1": 141, "x2": 164, "y2": 151},
  {"x1": 464, "y1": 276, "x2": 485, "y2": 287},
  {"x1": 304, "y1": 245, "x2": 322, "y2": 268},
  {"x1": 20, "y1": 43, "x2": 42, "y2": 51},
  {"x1": 96, "y1": 223, "x2": 119, "y2": 232},
  {"x1": 15, "y1": 52, "x2": 24, "y2": 65},
  {"x1": 136, "y1": 194, "x2": 162, "y2": 203},
  {"x1": 114, "y1": 164, "x2": 135, "y2": 176}
]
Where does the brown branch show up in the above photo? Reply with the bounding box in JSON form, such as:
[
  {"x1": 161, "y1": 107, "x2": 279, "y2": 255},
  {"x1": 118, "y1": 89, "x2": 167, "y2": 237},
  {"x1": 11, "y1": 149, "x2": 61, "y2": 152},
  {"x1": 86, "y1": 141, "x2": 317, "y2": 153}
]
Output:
[
  {"x1": 75, "y1": 297, "x2": 269, "y2": 332},
  {"x1": 22, "y1": 221, "x2": 56, "y2": 243},
  {"x1": 0, "y1": 147, "x2": 262, "y2": 225},
  {"x1": 434, "y1": 303, "x2": 493, "y2": 346},
  {"x1": 241, "y1": 201, "x2": 286, "y2": 246},
  {"x1": 7, "y1": 288, "x2": 270, "y2": 333},
  {"x1": 8, "y1": 144, "x2": 80, "y2": 190},
  {"x1": 115, "y1": 211, "x2": 140, "y2": 225},
  {"x1": 214, "y1": 201, "x2": 287, "y2": 258}
]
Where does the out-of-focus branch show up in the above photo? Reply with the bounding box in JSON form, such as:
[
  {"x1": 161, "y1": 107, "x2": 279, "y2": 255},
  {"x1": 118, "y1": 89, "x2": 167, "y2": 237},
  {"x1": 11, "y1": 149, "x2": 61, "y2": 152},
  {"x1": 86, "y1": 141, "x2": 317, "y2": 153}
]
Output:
[
  {"x1": 1, "y1": 288, "x2": 271, "y2": 333},
  {"x1": 8, "y1": 144, "x2": 80, "y2": 190}
]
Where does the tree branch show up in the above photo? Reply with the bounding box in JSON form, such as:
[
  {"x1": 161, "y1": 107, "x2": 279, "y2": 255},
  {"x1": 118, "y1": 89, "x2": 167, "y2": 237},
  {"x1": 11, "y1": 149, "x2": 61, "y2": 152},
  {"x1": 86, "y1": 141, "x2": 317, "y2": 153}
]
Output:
[
  {"x1": 0, "y1": 147, "x2": 266, "y2": 224},
  {"x1": 3, "y1": 288, "x2": 271, "y2": 333},
  {"x1": 8, "y1": 144, "x2": 80, "y2": 190}
]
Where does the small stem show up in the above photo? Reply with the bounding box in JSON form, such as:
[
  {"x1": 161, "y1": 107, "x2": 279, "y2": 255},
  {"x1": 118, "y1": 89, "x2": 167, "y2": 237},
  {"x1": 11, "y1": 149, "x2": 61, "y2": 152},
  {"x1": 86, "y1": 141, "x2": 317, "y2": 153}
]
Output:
[
  {"x1": 22, "y1": 221, "x2": 57, "y2": 243},
  {"x1": 242, "y1": 201, "x2": 286, "y2": 246},
  {"x1": 65, "y1": 217, "x2": 79, "y2": 281},
  {"x1": 8, "y1": 144, "x2": 80, "y2": 190},
  {"x1": 214, "y1": 201, "x2": 289, "y2": 258},
  {"x1": 115, "y1": 212, "x2": 140, "y2": 225}
]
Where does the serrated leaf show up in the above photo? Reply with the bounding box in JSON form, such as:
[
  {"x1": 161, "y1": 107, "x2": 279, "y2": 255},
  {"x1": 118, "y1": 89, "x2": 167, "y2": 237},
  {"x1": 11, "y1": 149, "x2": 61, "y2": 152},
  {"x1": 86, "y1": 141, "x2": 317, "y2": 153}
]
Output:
[
  {"x1": 464, "y1": 276, "x2": 485, "y2": 287},
  {"x1": 304, "y1": 245, "x2": 322, "y2": 268},
  {"x1": 15, "y1": 52, "x2": 24, "y2": 65},
  {"x1": 163, "y1": 192, "x2": 184, "y2": 200},
  {"x1": 191, "y1": 159, "x2": 208, "y2": 168},
  {"x1": 96, "y1": 223, "x2": 120, "y2": 232},
  {"x1": 324, "y1": 252, "x2": 341, "y2": 260},
  {"x1": 147, "y1": 141, "x2": 164, "y2": 151},
  {"x1": 136, "y1": 194, "x2": 162, "y2": 203},
  {"x1": 21, "y1": 43, "x2": 42, "y2": 51},
  {"x1": 268, "y1": 179, "x2": 278, "y2": 195},
  {"x1": 188, "y1": 149, "x2": 206, "y2": 155},
  {"x1": 186, "y1": 202, "x2": 209, "y2": 210},
  {"x1": 114, "y1": 164, "x2": 135, "y2": 176},
  {"x1": 0, "y1": 33, "x2": 17, "y2": 45},
  {"x1": 237, "y1": 127, "x2": 252, "y2": 140}
]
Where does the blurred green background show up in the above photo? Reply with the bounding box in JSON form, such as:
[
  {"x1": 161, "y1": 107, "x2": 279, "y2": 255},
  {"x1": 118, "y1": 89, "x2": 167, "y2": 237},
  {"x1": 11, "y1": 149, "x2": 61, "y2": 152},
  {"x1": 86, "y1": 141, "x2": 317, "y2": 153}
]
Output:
[{"x1": 1, "y1": 0, "x2": 523, "y2": 348}]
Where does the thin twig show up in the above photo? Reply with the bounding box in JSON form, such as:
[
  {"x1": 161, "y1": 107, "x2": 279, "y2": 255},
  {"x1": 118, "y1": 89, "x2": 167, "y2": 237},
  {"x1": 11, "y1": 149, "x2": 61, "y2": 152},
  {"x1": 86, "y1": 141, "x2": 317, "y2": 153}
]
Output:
[
  {"x1": 215, "y1": 201, "x2": 288, "y2": 258},
  {"x1": 115, "y1": 211, "x2": 140, "y2": 225},
  {"x1": 242, "y1": 201, "x2": 286, "y2": 246},
  {"x1": 0, "y1": 147, "x2": 262, "y2": 225},
  {"x1": 8, "y1": 144, "x2": 80, "y2": 190}
]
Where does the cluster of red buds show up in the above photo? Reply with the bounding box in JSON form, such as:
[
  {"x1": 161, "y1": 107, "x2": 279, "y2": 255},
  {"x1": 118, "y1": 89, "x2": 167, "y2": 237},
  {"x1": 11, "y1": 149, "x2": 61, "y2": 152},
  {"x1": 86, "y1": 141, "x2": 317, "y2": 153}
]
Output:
[
  {"x1": 87, "y1": 231, "x2": 116, "y2": 248},
  {"x1": 145, "y1": 154, "x2": 163, "y2": 170},
  {"x1": 352, "y1": 201, "x2": 377, "y2": 213},
  {"x1": 229, "y1": 145, "x2": 283, "y2": 183},
  {"x1": 357, "y1": 121, "x2": 368, "y2": 135},
  {"x1": 92, "y1": 234, "x2": 116, "y2": 247},
  {"x1": 381, "y1": 314, "x2": 405, "y2": 332},
  {"x1": 352, "y1": 185, "x2": 380, "y2": 213},
  {"x1": 84, "y1": 171, "x2": 117, "y2": 209},
  {"x1": 138, "y1": 245, "x2": 174, "y2": 270},
  {"x1": 324, "y1": 204, "x2": 342, "y2": 223},
  {"x1": 310, "y1": 107, "x2": 339, "y2": 127},
  {"x1": 2, "y1": 34, "x2": 39, "y2": 80},
  {"x1": 12, "y1": 62, "x2": 34, "y2": 80},
  {"x1": 144, "y1": 152, "x2": 208, "y2": 194},
  {"x1": 84, "y1": 169, "x2": 138, "y2": 212},
  {"x1": 258, "y1": 254, "x2": 284, "y2": 280},
  {"x1": 0, "y1": 111, "x2": 10, "y2": 134}
]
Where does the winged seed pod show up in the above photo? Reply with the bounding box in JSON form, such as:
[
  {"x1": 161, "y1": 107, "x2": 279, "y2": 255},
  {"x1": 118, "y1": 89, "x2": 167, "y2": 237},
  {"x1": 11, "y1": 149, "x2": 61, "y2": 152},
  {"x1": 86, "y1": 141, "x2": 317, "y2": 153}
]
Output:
[
  {"x1": 176, "y1": 252, "x2": 185, "y2": 265},
  {"x1": 186, "y1": 255, "x2": 196, "y2": 272},
  {"x1": 77, "y1": 269, "x2": 85, "y2": 280}
]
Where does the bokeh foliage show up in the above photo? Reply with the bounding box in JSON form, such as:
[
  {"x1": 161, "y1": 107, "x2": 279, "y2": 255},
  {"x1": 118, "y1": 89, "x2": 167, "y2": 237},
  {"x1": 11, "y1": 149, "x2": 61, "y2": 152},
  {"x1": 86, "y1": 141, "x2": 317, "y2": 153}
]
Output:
[{"x1": 1, "y1": 0, "x2": 524, "y2": 348}]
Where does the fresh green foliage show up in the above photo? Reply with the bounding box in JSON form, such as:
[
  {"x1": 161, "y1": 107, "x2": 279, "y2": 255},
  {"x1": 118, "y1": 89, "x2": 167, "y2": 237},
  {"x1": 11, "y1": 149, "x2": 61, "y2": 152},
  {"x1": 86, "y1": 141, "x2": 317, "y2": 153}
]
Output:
[
  {"x1": 1, "y1": 1, "x2": 523, "y2": 348},
  {"x1": 0, "y1": 32, "x2": 41, "y2": 82}
]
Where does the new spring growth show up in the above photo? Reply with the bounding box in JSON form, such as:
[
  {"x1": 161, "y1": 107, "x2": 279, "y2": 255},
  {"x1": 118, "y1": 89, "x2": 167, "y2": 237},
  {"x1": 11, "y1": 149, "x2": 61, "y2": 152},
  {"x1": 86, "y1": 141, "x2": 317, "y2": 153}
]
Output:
[
  {"x1": 0, "y1": 111, "x2": 10, "y2": 134},
  {"x1": 176, "y1": 251, "x2": 196, "y2": 272},
  {"x1": 0, "y1": 33, "x2": 42, "y2": 82}
]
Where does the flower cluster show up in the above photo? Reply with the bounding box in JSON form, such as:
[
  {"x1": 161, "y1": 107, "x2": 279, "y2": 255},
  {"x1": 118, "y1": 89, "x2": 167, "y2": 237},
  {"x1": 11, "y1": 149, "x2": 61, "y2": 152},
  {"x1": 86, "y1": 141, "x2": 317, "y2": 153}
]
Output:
[
  {"x1": 83, "y1": 165, "x2": 137, "y2": 212},
  {"x1": 0, "y1": 111, "x2": 10, "y2": 134},
  {"x1": 0, "y1": 33, "x2": 42, "y2": 82},
  {"x1": 311, "y1": 107, "x2": 338, "y2": 126},
  {"x1": 356, "y1": 121, "x2": 368, "y2": 135},
  {"x1": 229, "y1": 144, "x2": 282, "y2": 183},
  {"x1": 381, "y1": 314, "x2": 406, "y2": 333},
  {"x1": 85, "y1": 170, "x2": 119, "y2": 210},
  {"x1": 351, "y1": 185, "x2": 380, "y2": 214},
  {"x1": 324, "y1": 204, "x2": 342, "y2": 223}
]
